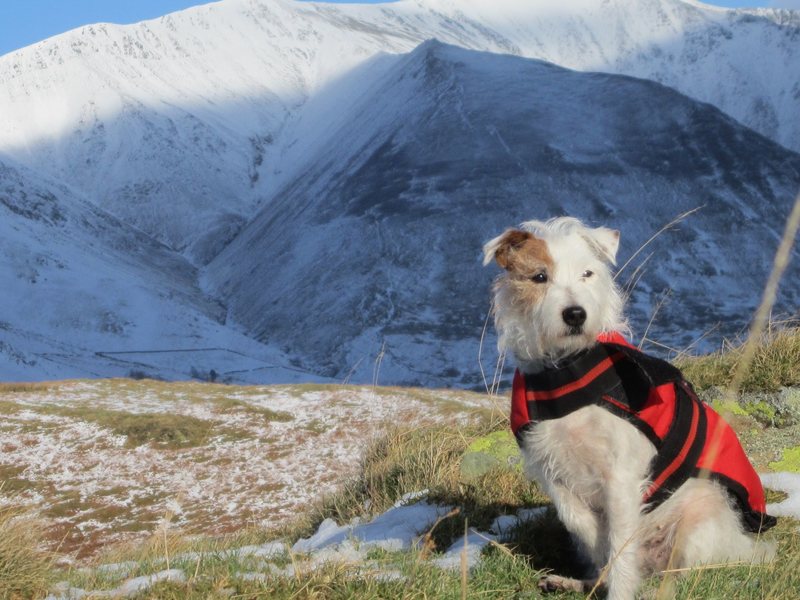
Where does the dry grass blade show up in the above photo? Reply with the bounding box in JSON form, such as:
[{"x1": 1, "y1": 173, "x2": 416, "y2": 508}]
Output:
[
  {"x1": 622, "y1": 251, "x2": 654, "y2": 299},
  {"x1": 419, "y1": 508, "x2": 461, "y2": 560},
  {"x1": 658, "y1": 191, "x2": 800, "y2": 599},
  {"x1": 372, "y1": 340, "x2": 387, "y2": 388},
  {"x1": 478, "y1": 308, "x2": 493, "y2": 395},
  {"x1": 695, "y1": 193, "x2": 799, "y2": 474},
  {"x1": 723, "y1": 193, "x2": 800, "y2": 403},
  {"x1": 614, "y1": 206, "x2": 703, "y2": 281},
  {"x1": 460, "y1": 520, "x2": 468, "y2": 600},
  {"x1": 491, "y1": 349, "x2": 507, "y2": 399},
  {"x1": 639, "y1": 288, "x2": 671, "y2": 350}
]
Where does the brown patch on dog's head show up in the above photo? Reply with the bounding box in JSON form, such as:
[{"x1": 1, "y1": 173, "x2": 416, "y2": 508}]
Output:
[
  {"x1": 484, "y1": 229, "x2": 554, "y2": 276},
  {"x1": 485, "y1": 229, "x2": 555, "y2": 313},
  {"x1": 494, "y1": 230, "x2": 532, "y2": 270}
]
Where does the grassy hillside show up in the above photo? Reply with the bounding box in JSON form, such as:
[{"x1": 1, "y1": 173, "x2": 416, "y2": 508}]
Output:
[{"x1": 1, "y1": 328, "x2": 799, "y2": 599}]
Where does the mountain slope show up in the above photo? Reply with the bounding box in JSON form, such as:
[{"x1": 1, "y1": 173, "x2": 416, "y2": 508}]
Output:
[
  {"x1": 205, "y1": 42, "x2": 800, "y2": 387},
  {"x1": 0, "y1": 157, "x2": 300, "y2": 382},
  {"x1": 0, "y1": 0, "x2": 797, "y2": 260}
]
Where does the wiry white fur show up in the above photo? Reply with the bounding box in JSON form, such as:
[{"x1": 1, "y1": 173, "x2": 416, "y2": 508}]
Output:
[
  {"x1": 484, "y1": 217, "x2": 627, "y2": 372},
  {"x1": 484, "y1": 217, "x2": 775, "y2": 600}
]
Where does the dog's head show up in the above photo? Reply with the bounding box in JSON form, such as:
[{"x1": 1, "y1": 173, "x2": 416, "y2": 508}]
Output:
[{"x1": 483, "y1": 217, "x2": 626, "y2": 368}]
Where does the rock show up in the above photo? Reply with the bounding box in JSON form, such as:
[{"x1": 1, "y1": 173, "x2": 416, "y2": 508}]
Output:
[
  {"x1": 780, "y1": 387, "x2": 800, "y2": 413},
  {"x1": 703, "y1": 386, "x2": 800, "y2": 428},
  {"x1": 460, "y1": 430, "x2": 522, "y2": 481},
  {"x1": 739, "y1": 387, "x2": 800, "y2": 428}
]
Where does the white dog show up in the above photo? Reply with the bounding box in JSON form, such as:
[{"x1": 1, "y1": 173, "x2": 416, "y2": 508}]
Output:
[{"x1": 483, "y1": 217, "x2": 775, "y2": 600}]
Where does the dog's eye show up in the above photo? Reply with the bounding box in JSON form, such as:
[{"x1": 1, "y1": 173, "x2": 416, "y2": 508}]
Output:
[
  {"x1": 531, "y1": 272, "x2": 548, "y2": 283},
  {"x1": 582, "y1": 270, "x2": 594, "y2": 278}
]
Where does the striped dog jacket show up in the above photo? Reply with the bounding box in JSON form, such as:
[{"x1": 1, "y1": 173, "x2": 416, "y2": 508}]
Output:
[{"x1": 510, "y1": 332, "x2": 776, "y2": 533}]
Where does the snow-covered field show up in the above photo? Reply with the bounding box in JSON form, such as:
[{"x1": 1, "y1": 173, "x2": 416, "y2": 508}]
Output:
[
  {"x1": 3, "y1": 378, "x2": 799, "y2": 599},
  {"x1": 0, "y1": 380, "x2": 494, "y2": 558}
]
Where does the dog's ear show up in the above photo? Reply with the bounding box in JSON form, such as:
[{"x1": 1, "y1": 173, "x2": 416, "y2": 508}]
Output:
[
  {"x1": 585, "y1": 227, "x2": 620, "y2": 265},
  {"x1": 483, "y1": 229, "x2": 533, "y2": 269}
]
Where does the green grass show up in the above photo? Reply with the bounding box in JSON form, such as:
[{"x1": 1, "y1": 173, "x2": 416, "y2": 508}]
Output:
[
  {"x1": 7, "y1": 400, "x2": 270, "y2": 449},
  {"x1": 33, "y1": 405, "x2": 220, "y2": 449},
  {"x1": 131, "y1": 550, "x2": 547, "y2": 599},
  {"x1": 0, "y1": 465, "x2": 34, "y2": 495},
  {"x1": 207, "y1": 397, "x2": 293, "y2": 422},
  {"x1": 0, "y1": 401, "x2": 22, "y2": 415}
]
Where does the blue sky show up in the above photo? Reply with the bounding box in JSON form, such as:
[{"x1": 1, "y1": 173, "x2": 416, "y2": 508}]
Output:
[{"x1": 0, "y1": 0, "x2": 792, "y2": 58}]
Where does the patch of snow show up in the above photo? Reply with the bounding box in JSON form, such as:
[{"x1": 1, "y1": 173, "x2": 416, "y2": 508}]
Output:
[
  {"x1": 760, "y1": 472, "x2": 800, "y2": 519},
  {"x1": 239, "y1": 572, "x2": 269, "y2": 582},
  {"x1": 231, "y1": 541, "x2": 288, "y2": 560},
  {"x1": 371, "y1": 569, "x2": 406, "y2": 582},
  {"x1": 46, "y1": 569, "x2": 185, "y2": 600},
  {"x1": 395, "y1": 489, "x2": 431, "y2": 506},
  {"x1": 113, "y1": 569, "x2": 186, "y2": 597},
  {"x1": 292, "y1": 499, "x2": 452, "y2": 554},
  {"x1": 489, "y1": 514, "x2": 521, "y2": 538},
  {"x1": 431, "y1": 506, "x2": 550, "y2": 570},
  {"x1": 431, "y1": 529, "x2": 495, "y2": 571}
]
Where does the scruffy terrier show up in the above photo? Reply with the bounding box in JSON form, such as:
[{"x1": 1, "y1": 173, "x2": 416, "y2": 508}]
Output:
[{"x1": 483, "y1": 217, "x2": 775, "y2": 600}]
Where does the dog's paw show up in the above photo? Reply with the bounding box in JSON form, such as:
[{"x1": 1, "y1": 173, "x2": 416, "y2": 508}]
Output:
[{"x1": 537, "y1": 574, "x2": 594, "y2": 594}]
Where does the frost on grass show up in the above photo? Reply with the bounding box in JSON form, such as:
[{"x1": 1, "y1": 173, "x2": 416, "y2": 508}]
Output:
[{"x1": 0, "y1": 380, "x2": 489, "y2": 558}]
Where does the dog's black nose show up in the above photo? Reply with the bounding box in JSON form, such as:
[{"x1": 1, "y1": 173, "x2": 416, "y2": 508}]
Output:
[{"x1": 562, "y1": 306, "x2": 587, "y2": 327}]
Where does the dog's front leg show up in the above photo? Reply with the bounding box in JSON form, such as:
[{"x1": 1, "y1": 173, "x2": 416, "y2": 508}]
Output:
[
  {"x1": 546, "y1": 481, "x2": 602, "y2": 563},
  {"x1": 602, "y1": 471, "x2": 643, "y2": 600}
]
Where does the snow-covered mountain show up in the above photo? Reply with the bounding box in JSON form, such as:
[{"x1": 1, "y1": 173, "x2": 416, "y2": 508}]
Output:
[
  {"x1": 205, "y1": 42, "x2": 800, "y2": 386},
  {"x1": 0, "y1": 156, "x2": 308, "y2": 382},
  {"x1": 1, "y1": 0, "x2": 799, "y2": 384},
  {"x1": 0, "y1": 0, "x2": 798, "y2": 259}
]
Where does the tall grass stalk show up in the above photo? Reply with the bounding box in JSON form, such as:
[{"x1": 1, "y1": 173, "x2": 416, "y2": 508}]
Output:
[
  {"x1": 658, "y1": 192, "x2": 800, "y2": 599},
  {"x1": 701, "y1": 193, "x2": 800, "y2": 488},
  {"x1": 723, "y1": 194, "x2": 800, "y2": 402},
  {"x1": 0, "y1": 506, "x2": 52, "y2": 599},
  {"x1": 614, "y1": 206, "x2": 703, "y2": 282}
]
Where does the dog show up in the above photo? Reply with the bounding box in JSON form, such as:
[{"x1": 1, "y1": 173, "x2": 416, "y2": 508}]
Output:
[{"x1": 483, "y1": 217, "x2": 775, "y2": 600}]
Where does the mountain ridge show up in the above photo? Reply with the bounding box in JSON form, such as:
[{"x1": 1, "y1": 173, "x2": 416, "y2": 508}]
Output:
[
  {"x1": 205, "y1": 41, "x2": 800, "y2": 386},
  {"x1": 1, "y1": 0, "x2": 798, "y2": 258}
]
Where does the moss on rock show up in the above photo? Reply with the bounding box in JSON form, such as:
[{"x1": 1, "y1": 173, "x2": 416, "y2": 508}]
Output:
[
  {"x1": 769, "y1": 446, "x2": 800, "y2": 473},
  {"x1": 460, "y1": 430, "x2": 522, "y2": 481}
]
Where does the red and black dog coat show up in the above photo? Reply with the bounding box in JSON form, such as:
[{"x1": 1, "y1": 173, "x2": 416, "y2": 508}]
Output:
[{"x1": 510, "y1": 332, "x2": 776, "y2": 533}]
